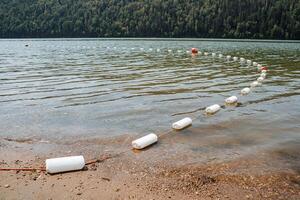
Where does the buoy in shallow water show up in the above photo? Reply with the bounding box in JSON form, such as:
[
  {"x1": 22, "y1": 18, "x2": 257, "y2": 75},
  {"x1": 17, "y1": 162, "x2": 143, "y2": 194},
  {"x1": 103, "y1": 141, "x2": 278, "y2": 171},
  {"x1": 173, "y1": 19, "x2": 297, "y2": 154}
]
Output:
[
  {"x1": 212, "y1": 53, "x2": 216, "y2": 57},
  {"x1": 250, "y1": 81, "x2": 261, "y2": 87},
  {"x1": 46, "y1": 156, "x2": 85, "y2": 174},
  {"x1": 225, "y1": 96, "x2": 238, "y2": 104},
  {"x1": 226, "y1": 55, "x2": 231, "y2": 61},
  {"x1": 260, "y1": 73, "x2": 266, "y2": 78},
  {"x1": 247, "y1": 60, "x2": 252, "y2": 65},
  {"x1": 205, "y1": 104, "x2": 221, "y2": 114},
  {"x1": 204, "y1": 52, "x2": 209, "y2": 56},
  {"x1": 191, "y1": 48, "x2": 198, "y2": 54},
  {"x1": 233, "y1": 57, "x2": 238, "y2": 61},
  {"x1": 219, "y1": 54, "x2": 223, "y2": 58},
  {"x1": 172, "y1": 117, "x2": 192, "y2": 130},
  {"x1": 253, "y1": 62, "x2": 258, "y2": 67},
  {"x1": 132, "y1": 133, "x2": 158, "y2": 150},
  {"x1": 257, "y1": 77, "x2": 264, "y2": 82},
  {"x1": 240, "y1": 58, "x2": 245, "y2": 64},
  {"x1": 241, "y1": 87, "x2": 251, "y2": 95}
]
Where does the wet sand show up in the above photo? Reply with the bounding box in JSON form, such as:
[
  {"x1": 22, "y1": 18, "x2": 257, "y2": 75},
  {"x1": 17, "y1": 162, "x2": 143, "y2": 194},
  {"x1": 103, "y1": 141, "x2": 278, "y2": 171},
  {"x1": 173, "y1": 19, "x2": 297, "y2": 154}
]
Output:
[{"x1": 0, "y1": 134, "x2": 299, "y2": 200}]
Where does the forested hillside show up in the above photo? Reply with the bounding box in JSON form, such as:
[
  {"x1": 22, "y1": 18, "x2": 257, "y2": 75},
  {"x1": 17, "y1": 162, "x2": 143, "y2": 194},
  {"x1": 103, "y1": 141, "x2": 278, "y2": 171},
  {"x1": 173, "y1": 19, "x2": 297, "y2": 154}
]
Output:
[{"x1": 0, "y1": 0, "x2": 299, "y2": 39}]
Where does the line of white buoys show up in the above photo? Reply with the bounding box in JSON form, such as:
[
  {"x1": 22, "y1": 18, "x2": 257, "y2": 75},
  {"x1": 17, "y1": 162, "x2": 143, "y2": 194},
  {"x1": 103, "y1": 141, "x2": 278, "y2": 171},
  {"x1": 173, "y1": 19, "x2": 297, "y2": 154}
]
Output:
[
  {"x1": 205, "y1": 104, "x2": 221, "y2": 114},
  {"x1": 241, "y1": 87, "x2": 251, "y2": 95},
  {"x1": 233, "y1": 56, "x2": 238, "y2": 61},
  {"x1": 132, "y1": 133, "x2": 158, "y2": 150},
  {"x1": 225, "y1": 96, "x2": 238, "y2": 104},
  {"x1": 172, "y1": 117, "x2": 193, "y2": 130}
]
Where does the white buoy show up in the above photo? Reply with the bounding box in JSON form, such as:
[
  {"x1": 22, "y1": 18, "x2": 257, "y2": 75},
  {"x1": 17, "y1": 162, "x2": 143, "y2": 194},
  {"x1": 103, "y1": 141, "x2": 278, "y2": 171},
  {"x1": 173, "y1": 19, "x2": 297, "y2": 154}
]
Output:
[
  {"x1": 212, "y1": 53, "x2": 216, "y2": 57},
  {"x1": 46, "y1": 156, "x2": 85, "y2": 174},
  {"x1": 168, "y1": 49, "x2": 172, "y2": 53},
  {"x1": 240, "y1": 58, "x2": 245, "y2": 64},
  {"x1": 219, "y1": 54, "x2": 223, "y2": 58},
  {"x1": 226, "y1": 55, "x2": 231, "y2": 61},
  {"x1": 247, "y1": 60, "x2": 252, "y2": 66},
  {"x1": 260, "y1": 73, "x2": 267, "y2": 78},
  {"x1": 233, "y1": 57, "x2": 238, "y2": 61},
  {"x1": 132, "y1": 133, "x2": 158, "y2": 150},
  {"x1": 172, "y1": 117, "x2": 192, "y2": 130},
  {"x1": 225, "y1": 96, "x2": 238, "y2": 104},
  {"x1": 241, "y1": 87, "x2": 251, "y2": 95},
  {"x1": 250, "y1": 81, "x2": 261, "y2": 87},
  {"x1": 157, "y1": 49, "x2": 160, "y2": 52},
  {"x1": 205, "y1": 104, "x2": 221, "y2": 114},
  {"x1": 204, "y1": 52, "x2": 209, "y2": 56},
  {"x1": 140, "y1": 48, "x2": 144, "y2": 51},
  {"x1": 186, "y1": 50, "x2": 190, "y2": 54},
  {"x1": 257, "y1": 77, "x2": 264, "y2": 82},
  {"x1": 199, "y1": 51, "x2": 203, "y2": 55},
  {"x1": 149, "y1": 48, "x2": 153, "y2": 51},
  {"x1": 253, "y1": 62, "x2": 258, "y2": 67},
  {"x1": 177, "y1": 50, "x2": 182, "y2": 53}
]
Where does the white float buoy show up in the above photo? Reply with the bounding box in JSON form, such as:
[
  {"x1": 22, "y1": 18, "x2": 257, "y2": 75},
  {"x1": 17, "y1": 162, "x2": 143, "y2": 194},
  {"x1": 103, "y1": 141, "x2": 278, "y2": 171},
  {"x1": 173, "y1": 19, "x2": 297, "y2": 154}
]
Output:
[
  {"x1": 241, "y1": 87, "x2": 251, "y2": 95},
  {"x1": 261, "y1": 69, "x2": 267, "y2": 73},
  {"x1": 132, "y1": 133, "x2": 158, "y2": 150},
  {"x1": 240, "y1": 58, "x2": 245, "y2": 64},
  {"x1": 46, "y1": 156, "x2": 85, "y2": 174},
  {"x1": 168, "y1": 49, "x2": 172, "y2": 53},
  {"x1": 149, "y1": 48, "x2": 153, "y2": 51},
  {"x1": 205, "y1": 104, "x2": 221, "y2": 114},
  {"x1": 247, "y1": 60, "x2": 252, "y2": 66},
  {"x1": 260, "y1": 73, "x2": 267, "y2": 78},
  {"x1": 233, "y1": 57, "x2": 238, "y2": 61},
  {"x1": 257, "y1": 77, "x2": 264, "y2": 82},
  {"x1": 225, "y1": 96, "x2": 238, "y2": 104},
  {"x1": 157, "y1": 49, "x2": 160, "y2": 52},
  {"x1": 226, "y1": 55, "x2": 231, "y2": 61},
  {"x1": 140, "y1": 48, "x2": 144, "y2": 51},
  {"x1": 212, "y1": 53, "x2": 216, "y2": 57},
  {"x1": 250, "y1": 81, "x2": 261, "y2": 87},
  {"x1": 172, "y1": 117, "x2": 192, "y2": 130},
  {"x1": 219, "y1": 54, "x2": 223, "y2": 58},
  {"x1": 253, "y1": 62, "x2": 258, "y2": 67},
  {"x1": 204, "y1": 52, "x2": 209, "y2": 56}
]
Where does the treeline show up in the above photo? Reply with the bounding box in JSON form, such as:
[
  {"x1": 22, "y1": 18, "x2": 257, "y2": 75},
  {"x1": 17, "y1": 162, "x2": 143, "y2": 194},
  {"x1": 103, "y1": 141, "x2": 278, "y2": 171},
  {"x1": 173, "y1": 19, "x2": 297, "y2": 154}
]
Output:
[{"x1": 0, "y1": 0, "x2": 299, "y2": 39}]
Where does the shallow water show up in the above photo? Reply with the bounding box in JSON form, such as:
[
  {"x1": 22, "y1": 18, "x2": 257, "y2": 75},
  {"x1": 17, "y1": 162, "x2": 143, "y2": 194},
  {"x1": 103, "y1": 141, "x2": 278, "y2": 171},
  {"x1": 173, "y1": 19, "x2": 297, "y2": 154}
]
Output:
[{"x1": 0, "y1": 39, "x2": 300, "y2": 161}]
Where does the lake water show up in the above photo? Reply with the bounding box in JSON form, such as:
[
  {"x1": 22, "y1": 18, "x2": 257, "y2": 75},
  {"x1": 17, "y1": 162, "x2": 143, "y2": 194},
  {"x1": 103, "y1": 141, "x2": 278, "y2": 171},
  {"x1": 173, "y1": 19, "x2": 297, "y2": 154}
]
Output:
[{"x1": 0, "y1": 39, "x2": 299, "y2": 161}]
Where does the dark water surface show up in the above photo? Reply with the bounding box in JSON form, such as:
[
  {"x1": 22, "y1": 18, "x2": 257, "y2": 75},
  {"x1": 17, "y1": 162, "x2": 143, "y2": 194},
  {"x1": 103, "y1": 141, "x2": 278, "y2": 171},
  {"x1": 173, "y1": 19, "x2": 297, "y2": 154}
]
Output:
[{"x1": 0, "y1": 39, "x2": 299, "y2": 163}]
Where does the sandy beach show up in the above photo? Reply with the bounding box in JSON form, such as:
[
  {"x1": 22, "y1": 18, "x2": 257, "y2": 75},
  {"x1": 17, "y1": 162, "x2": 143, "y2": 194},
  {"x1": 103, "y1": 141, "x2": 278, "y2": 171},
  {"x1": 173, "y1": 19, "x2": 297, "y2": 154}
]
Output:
[{"x1": 1, "y1": 133, "x2": 299, "y2": 200}]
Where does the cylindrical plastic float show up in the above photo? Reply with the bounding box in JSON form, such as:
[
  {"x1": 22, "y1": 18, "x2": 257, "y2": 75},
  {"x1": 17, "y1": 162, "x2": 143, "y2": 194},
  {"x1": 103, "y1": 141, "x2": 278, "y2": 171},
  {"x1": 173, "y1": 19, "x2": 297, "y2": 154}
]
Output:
[
  {"x1": 46, "y1": 156, "x2": 85, "y2": 174},
  {"x1": 226, "y1": 55, "x2": 231, "y2": 61},
  {"x1": 172, "y1": 117, "x2": 192, "y2": 130},
  {"x1": 205, "y1": 104, "x2": 221, "y2": 114},
  {"x1": 132, "y1": 133, "x2": 158, "y2": 150},
  {"x1": 219, "y1": 54, "x2": 223, "y2": 58},
  {"x1": 168, "y1": 49, "x2": 172, "y2": 53},
  {"x1": 212, "y1": 53, "x2": 216, "y2": 57},
  {"x1": 253, "y1": 62, "x2": 258, "y2": 67},
  {"x1": 225, "y1": 96, "x2": 238, "y2": 104},
  {"x1": 260, "y1": 73, "x2": 267, "y2": 78},
  {"x1": 250, "y1": 81, "x2": 261, "y2": 87},
  {"x1": 261, "y1": 69, "x2": 267, "y2": 73},
  {"x1": 233, "y1": 57, "x2": 238, "y2": 61},
  {"x1": 257, "y1": 64, "x2": 262, "y2": 69},
  {"x1": 204, "y1": 52, "x2": 209, "y2": 56},
  {"x1": 241, "y1": 87, "x2": 251, "y2": 95}
]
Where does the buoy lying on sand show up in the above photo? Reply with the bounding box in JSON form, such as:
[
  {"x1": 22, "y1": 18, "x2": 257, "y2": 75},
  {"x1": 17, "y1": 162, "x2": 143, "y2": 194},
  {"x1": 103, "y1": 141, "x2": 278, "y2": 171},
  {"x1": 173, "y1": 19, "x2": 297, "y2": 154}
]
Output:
[
  {"x1": 205, "y1": 104, "x2": 221, "y2": 114},
  {"x1": 46, "y1": 156, "x2": 85, "y2": 174},
  {"x1": 132, "y1": 133, "x2": 158, "y2": 150},
  {"x1": 225, "y1": 96, "x2": 238, "y2": 104},
  {"x1": 241, "y1": 87, "x2": 251, "y2": 95},
  {"x1": 172, "y1": 117, "x2": 192, "y2": 130}
]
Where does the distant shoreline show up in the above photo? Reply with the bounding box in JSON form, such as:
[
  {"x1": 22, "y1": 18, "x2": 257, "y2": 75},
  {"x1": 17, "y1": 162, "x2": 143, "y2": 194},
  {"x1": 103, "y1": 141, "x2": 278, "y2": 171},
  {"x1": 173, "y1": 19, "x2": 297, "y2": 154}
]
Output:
[{"x1": 0, "y1": 37, "x2": 300, "y2": 43}]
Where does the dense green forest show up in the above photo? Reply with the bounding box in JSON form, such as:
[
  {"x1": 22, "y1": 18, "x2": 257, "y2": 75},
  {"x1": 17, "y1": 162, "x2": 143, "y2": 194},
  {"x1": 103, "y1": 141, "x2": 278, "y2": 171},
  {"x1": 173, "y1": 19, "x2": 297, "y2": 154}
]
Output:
[{"x1": 0, "y1": 0, "x2": 299, "y2": 39}]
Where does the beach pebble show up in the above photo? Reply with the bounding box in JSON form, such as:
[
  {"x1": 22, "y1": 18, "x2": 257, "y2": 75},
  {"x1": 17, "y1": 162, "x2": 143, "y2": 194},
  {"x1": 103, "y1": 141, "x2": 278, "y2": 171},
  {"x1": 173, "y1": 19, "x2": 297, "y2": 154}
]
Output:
[{"x1": 4, "y1": 184, "x2": 10, "y2": 188}]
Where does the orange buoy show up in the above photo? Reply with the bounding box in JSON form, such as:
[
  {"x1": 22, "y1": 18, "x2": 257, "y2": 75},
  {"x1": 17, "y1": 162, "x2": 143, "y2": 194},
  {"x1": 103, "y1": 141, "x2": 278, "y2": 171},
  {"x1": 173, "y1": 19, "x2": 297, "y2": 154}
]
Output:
[
  {"x1": 191, "y1": 48, "x2": 198, "y2": 54},
  {"x1": 261, "y1": 66, "x2": 268, "y2": 71}
]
